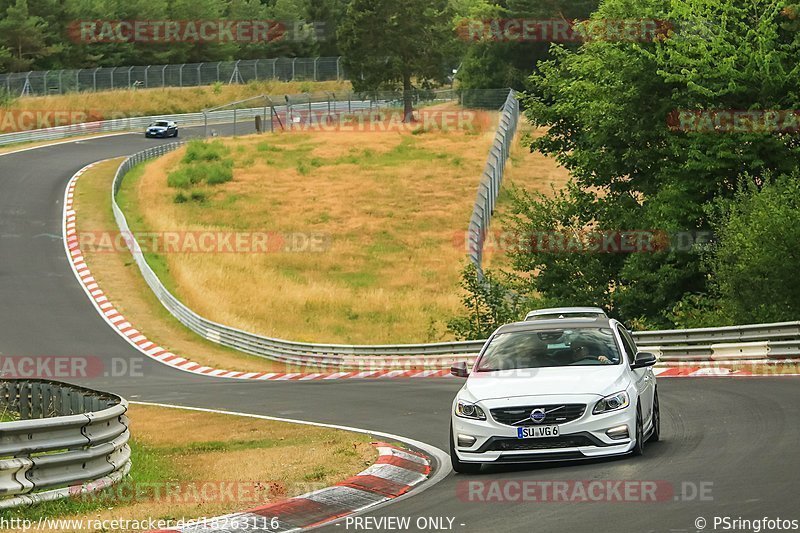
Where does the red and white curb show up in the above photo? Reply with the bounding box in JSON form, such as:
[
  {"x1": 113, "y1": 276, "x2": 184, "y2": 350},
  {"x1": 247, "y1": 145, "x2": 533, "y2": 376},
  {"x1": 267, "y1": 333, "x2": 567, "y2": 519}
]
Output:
[
  {"x1": 64, "y1": 162, "x2": 800, "y2": 381},
  {"x1": 149, "y1": 442, "x2": 431, "y2": 533}
]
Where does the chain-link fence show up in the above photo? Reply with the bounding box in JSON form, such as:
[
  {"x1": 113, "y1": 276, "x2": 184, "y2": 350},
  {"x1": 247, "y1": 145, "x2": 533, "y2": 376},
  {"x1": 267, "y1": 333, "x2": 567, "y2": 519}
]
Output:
[{"x1": 0, "y1": 57, "x2": 344, "y2": 97}]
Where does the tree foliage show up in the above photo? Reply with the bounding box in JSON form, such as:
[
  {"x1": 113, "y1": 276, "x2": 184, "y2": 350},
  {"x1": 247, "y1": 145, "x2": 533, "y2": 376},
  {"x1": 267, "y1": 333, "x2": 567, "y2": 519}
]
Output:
[
  {"x1": 447, "y1": 264, "x2": 528, "y2": 340},
  {"x1": 0, "y1": 0, "x2": 335, "y2": 73},
  {"x1": 505, "y1": 0, "x2": 800, "y2": 328},
  {"x1": 338, "y1": 0, "x2": 456, "y2": 118}
]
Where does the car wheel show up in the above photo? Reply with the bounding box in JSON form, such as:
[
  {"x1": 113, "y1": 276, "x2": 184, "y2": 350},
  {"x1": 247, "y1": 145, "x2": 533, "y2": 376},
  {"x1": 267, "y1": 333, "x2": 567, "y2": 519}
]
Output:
[
  {"x1": 631, "y1": 405, "x2": 645, "y2": 456},
  {"x1": 649, "y1": 390, "x2": 660, "y2": 442},
  {"x1": 450, "y1": 424, "x2": 482, "y2": 474},
  {"x1": 173, "y1": 130, "x2": 179, "y2": 138}
]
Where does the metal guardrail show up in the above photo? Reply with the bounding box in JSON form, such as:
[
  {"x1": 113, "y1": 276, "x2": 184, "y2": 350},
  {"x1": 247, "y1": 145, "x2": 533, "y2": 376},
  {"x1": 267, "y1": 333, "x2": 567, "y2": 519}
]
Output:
[
  {"x1": 1, "y1": 57, "x2": 345, "y2": 96},
  {"x1": 467, "y1": 89, "x2": 520, "y2": 277},
  {"x1": 0, "y1": 89, "x2": 467, "y2": 148},
  {"x1": 0, "y1": 380, "x2": 130, "y2": 508}
]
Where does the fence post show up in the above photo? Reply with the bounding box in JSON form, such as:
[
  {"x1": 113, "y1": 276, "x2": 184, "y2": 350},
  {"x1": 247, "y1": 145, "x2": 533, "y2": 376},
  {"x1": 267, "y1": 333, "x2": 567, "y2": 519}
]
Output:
[
  {"x1": 336, "y1": 57, "x2": 342, "y2": 81},
  {"x1": 93, "y1": 68, "x2": 100, "y2": 92},
  {"x1": 313, "y1": 57, "x2": 319, "y2": 81},
  {"x1": 144, "y1": 65, "x2": 150, "y2": 88},
  {"x1": 291, "y1": 58, "x2": 297, "y2": 81}
]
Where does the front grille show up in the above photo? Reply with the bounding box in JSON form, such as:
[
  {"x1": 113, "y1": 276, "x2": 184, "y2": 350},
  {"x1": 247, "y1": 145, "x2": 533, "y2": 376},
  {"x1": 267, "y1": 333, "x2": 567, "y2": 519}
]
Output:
[
  {"x1": 486, "y1": 435, "x2": 595, "y2": 451},
  {"x1": 495, "y1": 451, "x2": 585, "y2": 462},
  {"x1": 490, "y1": 404, "x2": 586, "y2": 426}
]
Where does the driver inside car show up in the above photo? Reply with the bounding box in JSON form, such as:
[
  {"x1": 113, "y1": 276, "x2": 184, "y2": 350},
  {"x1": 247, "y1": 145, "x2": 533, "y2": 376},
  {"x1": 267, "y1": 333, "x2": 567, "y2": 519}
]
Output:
[{"x1": 569, "y1": 336, "x2": 616, "y2": 365}]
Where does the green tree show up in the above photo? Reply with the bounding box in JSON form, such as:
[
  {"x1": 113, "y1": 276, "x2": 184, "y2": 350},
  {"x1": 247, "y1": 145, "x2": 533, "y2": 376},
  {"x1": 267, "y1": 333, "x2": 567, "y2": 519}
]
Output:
[
  {"x1": 0, "y1": 0, "x2": 55, "y2": 71},
  {"x1": 508, "y1": 0, "x2": 800, "y2": 327},
  {"x1": 447, "y1": 264, "x2": 528, "y2": 340},
  {"x1": 338, "y1": 0, "x2": 456, "y2": 120},
  {"x1": 455, "y1": 0, "x2": 601, "y2": 91},
  {"x1": 707, "y1": 173, "x2": 800, "y2": 324}
]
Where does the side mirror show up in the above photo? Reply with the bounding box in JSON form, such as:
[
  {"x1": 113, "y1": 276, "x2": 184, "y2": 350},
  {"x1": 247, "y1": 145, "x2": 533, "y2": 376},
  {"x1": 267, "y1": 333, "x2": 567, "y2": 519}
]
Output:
[
  {"x1": 632, "y1": 352, "x2": 657, "y2": 369},
  {"x1": 450, "y1": 361, "x2": 469, "y2": 378}
]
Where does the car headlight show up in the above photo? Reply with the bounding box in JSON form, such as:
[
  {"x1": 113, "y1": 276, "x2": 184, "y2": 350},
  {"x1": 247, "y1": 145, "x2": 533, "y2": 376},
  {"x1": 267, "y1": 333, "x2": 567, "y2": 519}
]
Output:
[
  {"x1": 593, "y1": 391, "x2": 630, "y2": 414},
  {"x1": 455, "y1": 401, "x2": 486, "y2": 420}
]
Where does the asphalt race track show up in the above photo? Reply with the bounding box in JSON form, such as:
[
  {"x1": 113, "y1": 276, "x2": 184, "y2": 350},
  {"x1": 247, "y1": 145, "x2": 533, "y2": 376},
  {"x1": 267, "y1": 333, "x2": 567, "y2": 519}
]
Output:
[{"x1": 1, "y1": 130, "x2": 798, "y2": 533}]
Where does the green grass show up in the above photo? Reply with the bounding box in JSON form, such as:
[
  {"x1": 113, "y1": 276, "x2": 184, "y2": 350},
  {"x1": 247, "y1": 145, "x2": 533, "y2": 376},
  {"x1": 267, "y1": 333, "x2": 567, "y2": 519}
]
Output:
[{"x1": 116, "y1": 164, "x2": 179, "y2": 295}]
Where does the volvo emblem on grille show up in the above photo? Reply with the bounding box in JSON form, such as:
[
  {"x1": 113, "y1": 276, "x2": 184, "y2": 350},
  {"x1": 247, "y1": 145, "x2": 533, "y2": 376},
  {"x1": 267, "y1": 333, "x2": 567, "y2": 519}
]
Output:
[{"x1": 530, "y1": 408, "x2": 546, "y2": 423}]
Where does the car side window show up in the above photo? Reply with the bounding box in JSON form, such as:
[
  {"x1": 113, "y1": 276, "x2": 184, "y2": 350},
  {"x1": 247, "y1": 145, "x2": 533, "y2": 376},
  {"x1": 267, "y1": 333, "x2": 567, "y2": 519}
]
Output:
[{"x1": 617, "y1": 327, "x2": 638, "y2": 364}]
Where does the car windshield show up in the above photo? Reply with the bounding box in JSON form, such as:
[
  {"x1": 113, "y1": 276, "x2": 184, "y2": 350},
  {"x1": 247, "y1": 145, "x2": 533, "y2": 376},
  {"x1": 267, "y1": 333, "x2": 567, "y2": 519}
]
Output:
[
  {"x1": 475, "y1": 327, "x2": 622, "y2": 371},
  {"x1": 152, "y1": 121, "x2": 169, "y2": 127}
]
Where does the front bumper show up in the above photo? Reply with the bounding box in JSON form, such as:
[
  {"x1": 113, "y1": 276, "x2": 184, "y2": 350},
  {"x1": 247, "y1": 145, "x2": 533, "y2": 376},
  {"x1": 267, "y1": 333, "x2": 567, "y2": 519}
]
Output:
[
  {"x1": 146, "y1": 130, "x2": 170, "y2": 137},
  {"x1": 452, "y1": 394, "x2": 636, "y2": 463}
]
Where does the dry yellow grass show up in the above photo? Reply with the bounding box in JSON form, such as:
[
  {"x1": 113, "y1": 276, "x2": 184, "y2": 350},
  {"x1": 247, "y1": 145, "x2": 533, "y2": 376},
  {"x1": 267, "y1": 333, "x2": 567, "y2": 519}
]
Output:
[
  {"x1": 1, "y1": 404, "x2": 375, "y2": 533},
  {"x1": 74, "y1": 158, "x2": 289, "y2": 373},
  {"x1": 2, "y1": 80, "x2": 351, "y2": 132},
  {"x1": 126, "y1": 113, "x2": 497, "y2": 343}
]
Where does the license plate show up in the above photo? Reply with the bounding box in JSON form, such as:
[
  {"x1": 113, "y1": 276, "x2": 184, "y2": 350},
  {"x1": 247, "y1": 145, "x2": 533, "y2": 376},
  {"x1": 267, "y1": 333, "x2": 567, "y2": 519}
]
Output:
[{"x1": 517, "y1": 425, "x2": 559, "y2": 439}]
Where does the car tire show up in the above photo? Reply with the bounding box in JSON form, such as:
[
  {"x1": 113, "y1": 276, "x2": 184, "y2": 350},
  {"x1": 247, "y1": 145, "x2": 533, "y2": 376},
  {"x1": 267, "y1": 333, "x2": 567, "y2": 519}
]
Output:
[
  {"x1": 450, "y1": 424, "x2": 482, "y2": 474},
  {"x1": 173, "y1": 131, "x2": 179, "y2": 138},
  {"x1": 632, "y1": 405, "x2": 645, "y2": 456},
  {"x1": 649, "y1": 390, "x2": 660, "y2": 442}
]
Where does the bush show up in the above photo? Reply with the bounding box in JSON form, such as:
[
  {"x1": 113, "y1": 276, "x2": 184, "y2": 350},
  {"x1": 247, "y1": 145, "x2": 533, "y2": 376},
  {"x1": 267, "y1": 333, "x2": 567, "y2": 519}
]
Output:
[
  {"x1": 447, "y1": 264, "x2": 529, "y2": 340},
  {"x1": 707, "y1": 173, "x2": 800, "y2": 323},
  {"x1": 182, "y1": 140, "x2": 229, "y2": 163},
  {"x1": 167, "y1": 169, "x2": 192, "y2": 189},
  {"x1": 190, "y1": 190, "x2": 207, "y2": 203},
  {"x1": 204, "y1": 162, "x2": 234, "y2": 185},
  {"x1": 173, "y1": 192, "x2": 188, "y2": 203}
]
